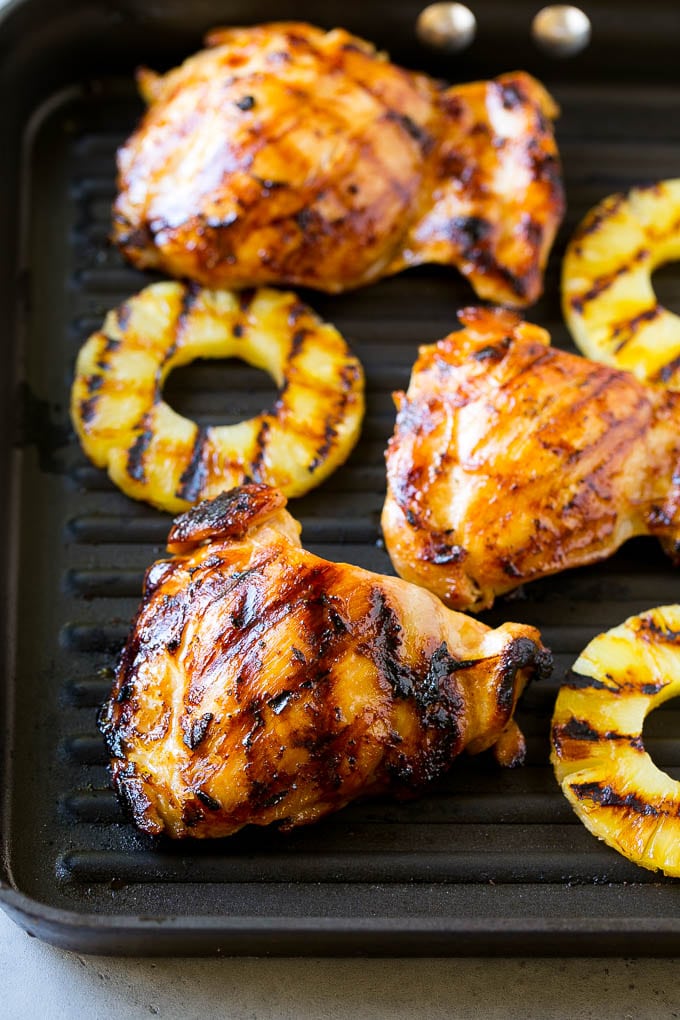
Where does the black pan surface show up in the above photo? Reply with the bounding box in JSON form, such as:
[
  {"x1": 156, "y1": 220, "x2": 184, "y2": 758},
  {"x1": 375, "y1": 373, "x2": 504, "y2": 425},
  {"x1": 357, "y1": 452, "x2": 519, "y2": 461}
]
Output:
[{"x1": 2, "y1": 0, "x2": 680, "y2": 954}]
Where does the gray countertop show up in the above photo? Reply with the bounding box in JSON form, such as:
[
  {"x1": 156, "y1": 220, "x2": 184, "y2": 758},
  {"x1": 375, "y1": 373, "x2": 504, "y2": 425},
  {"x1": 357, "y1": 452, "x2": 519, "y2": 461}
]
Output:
[{"x1": 1, "y1": 906, "x2": 679, "y2": 1019}]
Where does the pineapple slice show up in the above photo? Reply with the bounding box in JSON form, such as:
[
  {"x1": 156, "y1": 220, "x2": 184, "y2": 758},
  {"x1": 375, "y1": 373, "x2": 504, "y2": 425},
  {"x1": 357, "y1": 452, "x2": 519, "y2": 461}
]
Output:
[
  {"x1": 71, "y1": 282, "x2": 365, "y2": 513},
  {"x1": 562, "y1": 180, "x2": 680, "y2": 389},
  {"x1": 551, "y1": 605, "x2": 680, "y2": 876}
]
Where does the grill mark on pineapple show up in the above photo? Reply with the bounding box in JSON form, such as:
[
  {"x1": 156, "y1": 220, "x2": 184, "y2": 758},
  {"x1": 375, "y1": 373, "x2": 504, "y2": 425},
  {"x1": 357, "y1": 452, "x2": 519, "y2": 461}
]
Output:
[
  {"x1": 116, "y1": 301, "x2": 132, "y2": 331},
  {"x1": 287, "y1": 300, "x2": 309, "y2": 326},
  {"x1": 103, "y1": 334, "x2": 122, "y2": 354},
  {"x1": 250, "y1": 418, "x2": 271, "y2": 482},
  {"x1": 573, "y1": 195, "x2": 625, "y2": 240},
  {"x1": 163, "y1": 283, "x2": 202, "y2": 366},
  {"x1": 96, "y1": 334, "x2": 122, "y2": 373},
  {"x1": 631, "y1": 615, "x2": 680, "y2": 646},
  {"x1": 569, "y1": 247, "x2": 649, "y2": 314},
  {"x1": 238, "y1": 288, "x2": 256, "y2": 313},
  {"x1": 126, "y1": 417, "x2": 154, "y2": 482},
  {"x1": 644, "y1": 213, "x2": 680, "y2": 244},
  {"x1": 276, "y1": 326, "x2": 311, "y2": 400},
  {"x1": 307, "y1": 362, "x2": 361, "y2": 472},
  {"x1": 226, "y1": 287, "x2": 256, "y2": 340},
  {"x1": 279, "y1": 367, "x2": 348, "y2": 404},
  {"x1": 176, "y1": 425, "x2": 209, "y2": 503},
  {"x1": 611, "y1": 304, "x2": 662, "y2": 352},
  {"x1": 563, "y1": 668, "x2": 666, "y2": 696},
  {"x1": 552, "y1": 716, "x2": 644, "y2": 753},
  {"x1": 78, "y1": 365, "x2": 107, "y2": 424},
  {"x1": 569, "y1": 780, "x2": 660, "y2": 817}
]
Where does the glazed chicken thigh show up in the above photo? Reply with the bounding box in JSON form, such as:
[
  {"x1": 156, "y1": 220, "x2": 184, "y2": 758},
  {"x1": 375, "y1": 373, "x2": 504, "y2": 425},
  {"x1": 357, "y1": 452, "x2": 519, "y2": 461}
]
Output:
[
  {"x1": 100, "y1": 484, "x2": 549, "y2": 839},
  {"x1": 382, "y1": 307, "x2": 680, "y2": 612},
  {"x1": 113, "y1": 22, "x2": 563, "y2": 307}
]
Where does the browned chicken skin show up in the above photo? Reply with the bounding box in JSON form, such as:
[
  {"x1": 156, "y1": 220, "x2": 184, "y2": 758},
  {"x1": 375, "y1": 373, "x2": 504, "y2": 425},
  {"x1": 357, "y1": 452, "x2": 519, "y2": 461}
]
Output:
[
  {"x1": 382, "y1": 307, "x2": 680, "y2": 612},
  {"x1": 113, "y1": 22, "x2": 564, "y2": 307},
  {"x1": 100, "y1": 484, "x2": 550, "y2": 839}
]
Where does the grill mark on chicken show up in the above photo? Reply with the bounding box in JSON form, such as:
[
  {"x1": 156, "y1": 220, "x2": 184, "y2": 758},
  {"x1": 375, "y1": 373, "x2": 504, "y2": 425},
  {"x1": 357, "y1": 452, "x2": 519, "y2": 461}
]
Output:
[
  {"x1": 169, "y1": 484, "x2": 286, "y2": 549},
  {"x1": 182, "y1": 711, "x2": 214, "y2": 750},
  {"x1": 383, "y1": 306, "x2": 680, "y2": 612},
  {"x1": 497, "y1": 80, "x2": 526, "y2": 110},
  {"x1": 102, "y1": 483, "x2": 548, "y2": 837},
  {"x1": 423, "y1": 532, "x2": 467, "y2": 566},
  {"x1": 186, "y1": 562, "x2": 353, "y2": 711},
  {"x1": 496, "y1": 637, "x2": 550, "y2": 712},
  {"x1": 447, "y1": 214, "x2": 492, "y2": 253},
  {"x1": 209, "y1": 564, "x2": 361, "y2": 814},
  {"x1": 112, "y1": 25, "x2": 562, "y2": 305},
  {"x1": 361, "y1": 586, "x2": 475, "y2": 761},
  {"x1": 383, "y1": 108, "x2": 434, "y2": 153}
]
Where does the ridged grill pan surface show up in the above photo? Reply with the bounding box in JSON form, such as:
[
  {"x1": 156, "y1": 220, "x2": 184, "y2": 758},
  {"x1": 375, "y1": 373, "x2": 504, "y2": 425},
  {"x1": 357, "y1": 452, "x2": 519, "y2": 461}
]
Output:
[{"x1": 2, "y1": 0, "x2": 680, "y2": 954}]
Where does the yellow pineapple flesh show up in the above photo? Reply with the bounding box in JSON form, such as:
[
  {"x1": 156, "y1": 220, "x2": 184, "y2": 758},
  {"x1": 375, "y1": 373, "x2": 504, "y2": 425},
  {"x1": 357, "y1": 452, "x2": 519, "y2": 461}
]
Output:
[
  {"x1": 71, "y1": 282, "x2": 365, "y2": 513},
  {"x1": 551, "y1": 605, "x2": 680, "y2": 876},
  {"x1": 562, "y1": 179, "x2": 680, "y2": 389}
]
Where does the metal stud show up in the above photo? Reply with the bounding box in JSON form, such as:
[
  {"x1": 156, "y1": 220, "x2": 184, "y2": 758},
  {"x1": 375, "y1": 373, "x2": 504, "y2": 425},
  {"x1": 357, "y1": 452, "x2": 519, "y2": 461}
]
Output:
[
  {"x1": 416, "y1": 3, "x2": 477, "y2": 53},
  {"x1": 531, "y1": 5, "x2": 592, "y2": 58}
]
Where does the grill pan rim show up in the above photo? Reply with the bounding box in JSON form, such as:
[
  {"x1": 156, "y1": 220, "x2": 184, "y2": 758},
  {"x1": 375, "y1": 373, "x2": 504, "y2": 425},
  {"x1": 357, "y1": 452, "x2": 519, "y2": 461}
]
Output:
[{"x1": 3, "y1": 0, "x2": 680, "y2": 955}]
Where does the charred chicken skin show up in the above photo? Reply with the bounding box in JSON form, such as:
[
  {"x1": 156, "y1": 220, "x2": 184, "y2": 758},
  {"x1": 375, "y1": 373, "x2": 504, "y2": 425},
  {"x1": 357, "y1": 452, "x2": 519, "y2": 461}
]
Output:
[
  {"x1": 113, "y1": 22, "x2": 564, "y2": 307},
  {"x1": 382, "y1": 307, "x2": 680, "y2": 613},
  {"x1": 100, "y1": 484, "x2": 550, "y2": 839}
]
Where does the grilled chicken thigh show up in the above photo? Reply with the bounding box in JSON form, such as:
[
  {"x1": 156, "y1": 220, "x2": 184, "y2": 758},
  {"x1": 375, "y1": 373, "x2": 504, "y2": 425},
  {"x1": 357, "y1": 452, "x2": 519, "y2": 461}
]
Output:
[
  {"x1": 113, "y1": 22, "x2": 563, "y2": 307},
  {"x1": 100, "y1": 484, "x2": 550, "y2": 839},
  {"x1": 382, "y1": 307, "x2": 680, "y2": 612}
]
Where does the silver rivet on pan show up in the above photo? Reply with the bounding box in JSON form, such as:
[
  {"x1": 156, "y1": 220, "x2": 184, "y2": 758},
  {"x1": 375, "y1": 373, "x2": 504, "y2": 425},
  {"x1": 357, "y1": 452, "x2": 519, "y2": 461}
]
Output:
[
  {"x1": 531, "y1": 5, "x2": 592, "y2": 57},
  {"x1": 416, "y1": 3, "x2": 477, "y2": 52}
]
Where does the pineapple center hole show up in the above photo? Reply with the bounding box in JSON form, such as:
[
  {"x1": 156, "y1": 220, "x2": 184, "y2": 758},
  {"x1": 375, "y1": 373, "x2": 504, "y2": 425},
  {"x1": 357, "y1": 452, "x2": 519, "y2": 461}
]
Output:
[
  {"x1": 652, "y1": 262, "x2": 680, "y2": 317},
  {"x1": 642, "y1": 698, "x2": 678, "y2": 750},
  {"x1": 164, "y1": 358, "x2": 279, "y2": 427}
]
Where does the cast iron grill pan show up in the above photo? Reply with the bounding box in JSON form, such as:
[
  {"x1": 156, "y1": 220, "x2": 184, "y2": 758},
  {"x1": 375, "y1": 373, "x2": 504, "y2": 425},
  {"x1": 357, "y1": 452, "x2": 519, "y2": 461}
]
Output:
[{"x1": 2, "y1": 0, "x2": 680, "y2": 954}]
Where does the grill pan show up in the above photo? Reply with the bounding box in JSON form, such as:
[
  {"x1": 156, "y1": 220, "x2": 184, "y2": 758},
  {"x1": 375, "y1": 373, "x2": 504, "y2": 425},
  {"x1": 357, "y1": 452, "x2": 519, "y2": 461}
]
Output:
[{"x1": 3, "y1": 0, "x2": 680, "y2": 955}]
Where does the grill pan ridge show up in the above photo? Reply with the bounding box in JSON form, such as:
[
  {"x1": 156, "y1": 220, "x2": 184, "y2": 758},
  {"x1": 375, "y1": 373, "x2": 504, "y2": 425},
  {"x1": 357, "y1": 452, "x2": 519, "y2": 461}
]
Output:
[{"x1": 3, "y1": 0, "x2": 680, "y2": 955}]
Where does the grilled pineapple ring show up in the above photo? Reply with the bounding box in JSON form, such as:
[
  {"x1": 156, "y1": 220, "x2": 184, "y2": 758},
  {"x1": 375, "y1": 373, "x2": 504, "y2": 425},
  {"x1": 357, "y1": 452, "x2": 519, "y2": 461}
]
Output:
[
  {"x1": 71, "y1": 282, "x2": 365, "y2": 512},
  {"x1": 551, "y1": 605, "x2": 680, "y2": 876},
  {"x1": 563, "y1": 180, "x2": 680, "y2": 388}
]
